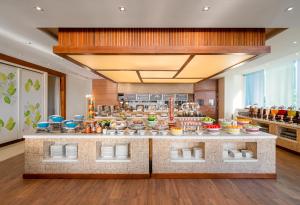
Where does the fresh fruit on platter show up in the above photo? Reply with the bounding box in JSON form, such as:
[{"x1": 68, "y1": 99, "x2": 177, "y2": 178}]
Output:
[
  {"x1": 201, "y1": 117, "x2": 215, "y2": 123},
  {"x1": 204, "y1": 124, "x2": 221, "y2": 129}
]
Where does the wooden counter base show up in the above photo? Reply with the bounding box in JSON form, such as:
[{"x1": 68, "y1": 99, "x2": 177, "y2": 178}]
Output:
[
  {"x1": 23, "y1": 173, "x2": 276, "y2": 179},
  {"x1": 151, "y1": 173, "x2": 277, "y2": 179},
  {"x1": 23, "y1": 173, "x2": 150, "y2": 179}
]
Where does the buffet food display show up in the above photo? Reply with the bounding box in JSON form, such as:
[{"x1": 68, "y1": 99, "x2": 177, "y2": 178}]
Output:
[{"x1": 36, "y1": 111, "x2": 270, "y2": 137}]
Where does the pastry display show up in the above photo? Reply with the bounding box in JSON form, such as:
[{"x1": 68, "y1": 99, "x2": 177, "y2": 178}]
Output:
[
  {"x1": 170, "y1": 127, "x2": 183, "y2": 136},
  {"x1": 226, "y1": 125, "x2": 242, "y2": 135}
]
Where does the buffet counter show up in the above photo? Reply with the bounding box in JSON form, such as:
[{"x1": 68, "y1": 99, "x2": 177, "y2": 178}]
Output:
[
  {"x1": 237, "y1": 115, "x2": 300, "y2": 153},
  {"x1": 23, "y1": 132, "x2": 277, "y2": 179}
]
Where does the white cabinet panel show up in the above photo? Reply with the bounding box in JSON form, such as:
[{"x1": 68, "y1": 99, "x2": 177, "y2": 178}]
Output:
[{"x1": 0, "y1": 64, "x2": 19, "y2": 143}]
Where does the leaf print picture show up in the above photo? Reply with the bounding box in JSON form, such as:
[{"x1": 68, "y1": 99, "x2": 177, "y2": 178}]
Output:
[
  {"x1": 23, "y1": 102, "x2": 42, "y2": 129},
  {"x1": 25, "y1": 78, "x2": 41, "y2": 92},
  {"x1": 0, "y1": 71, "x2": 17, "y2": 105}
]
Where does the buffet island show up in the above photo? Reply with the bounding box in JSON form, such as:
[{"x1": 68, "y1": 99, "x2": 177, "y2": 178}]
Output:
[{"x1": 23, "y1": 131, "x2": 277, "y2": 179}]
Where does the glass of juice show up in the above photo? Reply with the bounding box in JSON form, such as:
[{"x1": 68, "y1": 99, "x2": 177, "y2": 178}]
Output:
[
  {"x1": 270, "y1": 108, "x2": 278, "y2": 121},
  {"x1": 287, "y1": 110, "x2": 296, "y2": 123}
]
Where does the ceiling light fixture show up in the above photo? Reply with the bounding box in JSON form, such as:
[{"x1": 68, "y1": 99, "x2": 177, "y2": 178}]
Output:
[
  {"x1": 119, "y1": 6, "x2": 126, "y2": 12},
  {"x1": 202, "y1": 6, "x2": 210, "y2": 11},
  {"x1": 293, "y1": 41, "x2": 298, "y2": 44},
  {"x1": 286, "y1": 7, "x2": 294, "y2": 12},
  {"x1": 26, "y1": 41, "x2": 32, "y2": 45},
  {"x1": 35, "y1": 6, "x2": 44, "y2": 11}
]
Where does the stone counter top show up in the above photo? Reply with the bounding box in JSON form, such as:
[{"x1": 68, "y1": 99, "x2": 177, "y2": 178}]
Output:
[{"x1": 23, "y1": 131, "x2": 277, "y2": 140}]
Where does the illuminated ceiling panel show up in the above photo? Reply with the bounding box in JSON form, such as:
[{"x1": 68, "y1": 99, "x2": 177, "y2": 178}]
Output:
[
  {"x1": 176, "y1": 54, "x2": 254, "y2": 78},
  {"x1": 140, "y1": 71, "x2": 177, "y2": 78},
  {"x1": 143, "y1": 79, "x2": 202, "y2": 83},
  {"x1": 68, "y1": 55, "x2": 189, "y2": 70},
  {"x1": 97, "y1": 71, "x2": 140, "y2": 83}
]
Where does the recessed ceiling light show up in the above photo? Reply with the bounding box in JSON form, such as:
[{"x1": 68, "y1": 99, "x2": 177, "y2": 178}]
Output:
[
  {"x1": 286, "y1": 7, "x2": 294, "y2": 12},
  {"x1": 293, "y1": 41, "x2": 298, "y2": 44},
  {"x1": 202, "y1": 6, "x2": 210, "y2": 11},
  {"x1": 35, "y1": 6, "x2": 44, "y2": 12},
  {"x1": 26, "y1": 41, "x2": 32, "y2": 45},
  {"x1": 119, "y1": 6, "x2": 126, "y2": 12}
]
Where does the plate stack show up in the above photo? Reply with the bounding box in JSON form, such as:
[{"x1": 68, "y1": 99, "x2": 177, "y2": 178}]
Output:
[
  {"x1": 115, "y1": 144, "x2": 129, "y2": 159},
  {"x1": 182, "y1": 148, "x2": 192, "y2": 159},
  {"x1": 228, "y1": 149, "x2": 243, "y2": 158},
  {"x1": 241, "y1": 150, "x2": 254, "y2": 158},
  {"x1": 170, "y1": 149, "x2": 179, "y2": 159},
  {"x1": 101, "y1": 145, "x2": 114, "y2": 158},
  {"x1": 50, "y1": 144, "x2": 64, "y2": 158},
  {"x1": 65, "y1": 144, "x2": 78, "y2": 159},
  {"x1": 193, "y1": 147, "x2": 203, "y2": 159}
]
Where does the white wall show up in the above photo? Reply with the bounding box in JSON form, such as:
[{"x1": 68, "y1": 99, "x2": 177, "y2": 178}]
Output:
[
  {"x1": 66, "y1": 74, "x2": 92, "y2": 119},
  {"x1": 224, "y1": 73, "x2": 244, "y2": 119}
]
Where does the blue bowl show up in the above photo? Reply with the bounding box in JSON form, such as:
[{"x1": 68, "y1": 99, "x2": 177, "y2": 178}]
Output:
[
  {"x1": 65, "y1": 121, "x2": 78, "y2": 128},
  {"x1": 37, "y1": 122, "x2": 49, "y2": 128},
  {"x1": 74, "y1": 114, "x2": 84, "y2": 120},
  {"x1": 49, "y1": 115, "x2": 64, "y2": 123}
]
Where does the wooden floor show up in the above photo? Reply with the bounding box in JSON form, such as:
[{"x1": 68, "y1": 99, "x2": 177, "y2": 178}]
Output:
[{"x1": 0, "y1": 148, "x2": 300, "y2": 205}]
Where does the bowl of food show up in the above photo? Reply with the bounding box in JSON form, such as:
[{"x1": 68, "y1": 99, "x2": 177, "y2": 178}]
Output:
[
  {"x1": 159, "y1": 130, "x2": 168, "y2": 136},
  {"x1": 219, "y1": 119, "x2": 232, "y2": 128},
  {"x1": 244, "y1": 124, "x2": 260, "y2": 134},
  {"x1": 226, "y1": 125, "x2": 242, "y2": 135},
  {"x1": 64, "y1": 121, "x2": 78, "y2": 129},
  {"x1": 74, "y1": 114, "x2": 84, "y2": 121},
  {"x1": 37, "y1": 122, "x2": 49, "y2": 129},
  {"x1": 107, "y1": 130, "x2": 116, "y2": 135},
  {"x1": 128, "y1": 129, "x2": 135, "y2": 135},
  {"x1": 49, "y1": 115, "x2": 64, "y2": 123},
  {"x1": 170, "y1": 127, "x2": 183, "y2": 136},
  {"x1": 201, "y1": 117, "x2": 215, "y2": 126},
  {"x1": 129, "y1": 119, "x2": 145, "y2": 130},
  {"x1": 205, "y1": 124, "x2": 221, "y2": 135},
  {"x1": 137, "y1": 130, "x2": 145, "y2": 135},
  {"x1": 237, "y1": 118, "x2": 251, "y2": 126},
  {"x1": 117, "y1": 130, "x2": 124, "y2": 135}
]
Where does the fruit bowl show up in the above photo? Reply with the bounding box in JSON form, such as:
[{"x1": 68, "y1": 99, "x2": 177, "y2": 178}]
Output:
[
  {"x1": 64, "y1": 121, "x2": 78, "y2": 129},
  {"x1": 49, "y1": 115, "x2": 64, "y2": 123},
  {"x1": 205, "y1": 124, "x2": 221, "y2": 134},
  {"x1": 37, "y1": 122, "x2": 49, "y2": 128},
  {"x1": 244, "y1": 124, "x2": 260, "y2": 134}
]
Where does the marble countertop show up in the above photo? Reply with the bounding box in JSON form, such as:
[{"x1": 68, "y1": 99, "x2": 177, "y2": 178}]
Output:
[{"x1": 23, "y1": 131, "x2": 277, "y2": 140}]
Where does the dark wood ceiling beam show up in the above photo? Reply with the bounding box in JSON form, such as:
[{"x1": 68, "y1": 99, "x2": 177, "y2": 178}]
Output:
[
  {"x1": 136, "y1": 71, "x2": 143, "y2": 83},
  {"x1": 173, "y1": 55, "x2": 195, "y2": 78}
]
